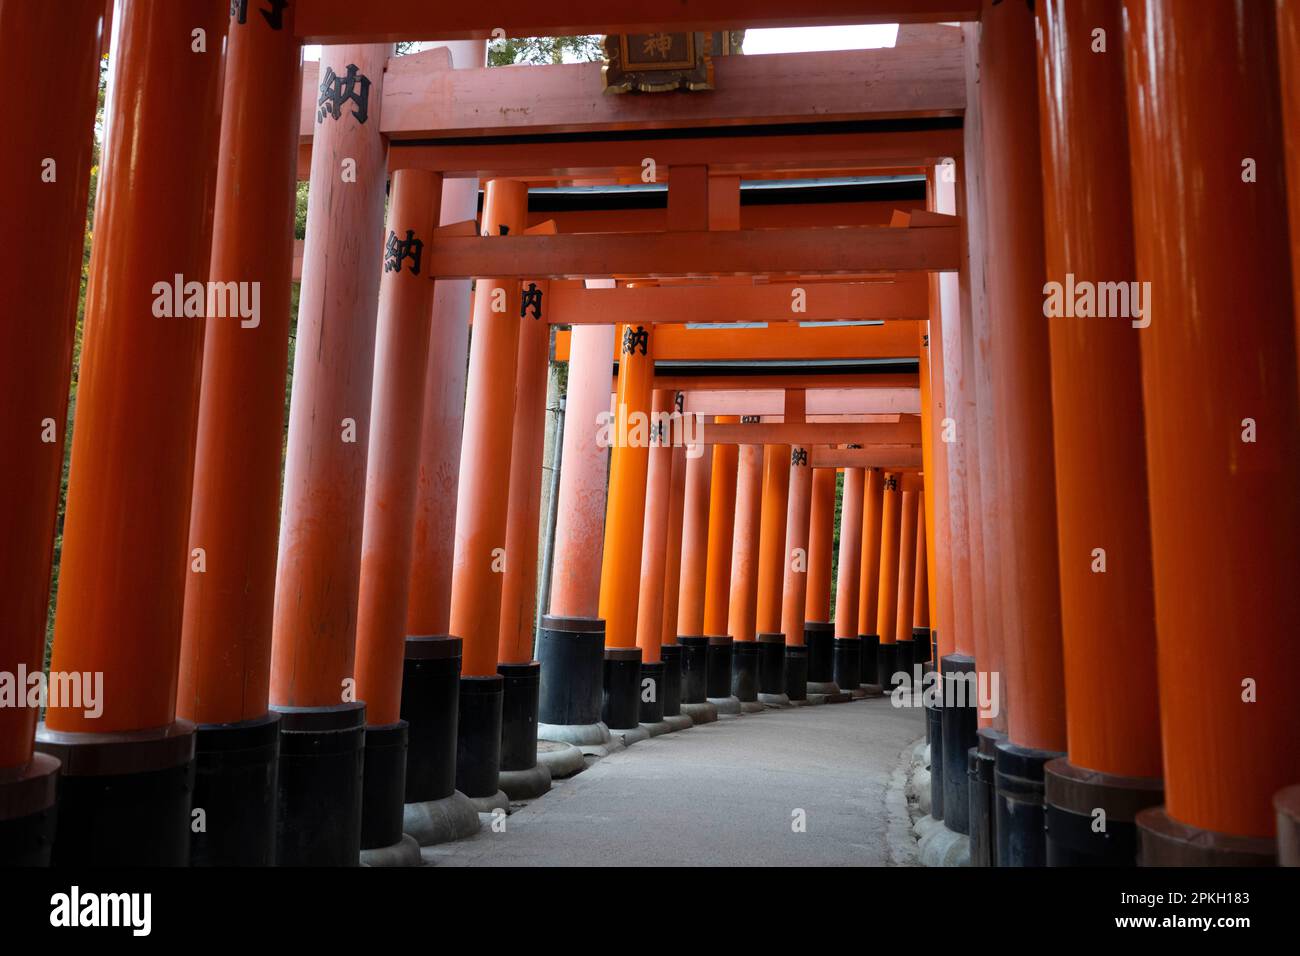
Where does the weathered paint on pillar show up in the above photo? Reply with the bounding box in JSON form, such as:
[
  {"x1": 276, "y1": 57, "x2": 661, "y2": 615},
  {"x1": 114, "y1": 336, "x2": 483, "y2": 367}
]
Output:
[
  {"x1": 406, "y1": 179, "x2": 479, "y2": 636},
  {"x1": 895, "y1": 483, "x2": 919, "y2": 645},
  {"x1": 875, "y1": 473, "x2": 902, "y2": 644},
  {"x1": 354, "y1": 169, "x2": 443, "y2": 727},
  {"x1": 271, "y1": 44, "x2": 391, "y2": 708},
  {"x1": 449, "y1": 178, "x2": 529, "y2": 677},
  {"x1": 857, "y1": 467, "x2": 885, "y2": 637},
  {"x1": 727, "y1": 443, "x2": 764, "y2": 642},
  {"x1": 702, "y1": 419, "x2": 739, "y2": 636},
  {"x1": 781, "y1": 447, "x2": 813, "y2": 645},
  {"x1": 834, "y1": 468, "x2": 865, "y2": 638},
  {"x1": 498, "y1": 276, "x2": 552, "y2": 664},
  {"x1": 755, "y1": 444, "x2": 792, "y2": 635},
  {"x1": 546, "y1": 321, "x2": 616, "y2": 619},
  {"x1": 804, "y1": 467, "x2": 836, "y2": 624},
  {"x1": 598, "y1": 320, "x2": 656, "y2": 649},
  {"x1": 179, "y1": 1, "x2": 302, "y2": 727},
  {"x1": 0, "y1": 0, "x2": 103, "y2": 765},
  {"x1": 1037, "y1": 0, "x2": 1161, "y2": 779},
  {"x1": 1125, "y1": 0, "x2": 1300, "y2": 838},
  {"x1": 661, "y1": 443, "x2": 689, "y2": 646},
  {"x1": 979, "y1": 0, "x2": 1066, "y2": 752},
  {"x1": 635, "y1": 390, "x2": 676, "y2": 661},
  {"x1": 47, "y1": 0, "x2": 228, "y2": 733},
  {"x1": 676, "y1": 442, "x2": 713, "y2": 636}
]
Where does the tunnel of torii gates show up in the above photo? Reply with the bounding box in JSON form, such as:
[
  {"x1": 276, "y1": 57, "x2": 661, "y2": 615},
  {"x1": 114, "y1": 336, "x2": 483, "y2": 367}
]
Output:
[{"x1": 1, "y1": 0, "x2": 1299, "y2": 872}]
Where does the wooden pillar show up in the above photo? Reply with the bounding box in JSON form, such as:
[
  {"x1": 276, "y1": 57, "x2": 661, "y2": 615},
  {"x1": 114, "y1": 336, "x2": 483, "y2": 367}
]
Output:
[
  {"x1": 661, "y1": 442, "x2": 689, "y2": 647},
  {"x1": 833, "y1": 467, "x2": 865, "y2": 692},
  {"x1": 1124, "y1": 0, "x2": 1300, "y2": 862},
  {"x1": 1035, "y1": 0, "x2": 1163, "y2": 866},
  {"x1": 176, "y1": 0, "x2": 301, "y2": 867},
  {"x1": 675, "y1": 438, "x2": 713, "y2": 707},
  {"x1": 755, "y1": 443, "x2": 791, "y2": 701},
  {"x1": 353, "y1": 169, "x2": 442, "y2": 852},
  {"x1": 448, "y1": 178, "x2": 528, "y2": 798},
  {"x1": 804, "y1": 466, "x2": 837, "y2": 690},
  {"x1": 37, "y1": 0, "x2": 227, "y2": 866},
  {"x1": 780, "y1": 447, "x2": 814, "y2": 700},
  {"x1": 636, "y1": 390, "x2": 677, "y2": 663},
  {"x1": 702, "y1": 420, "x2": 739, "y2": 704},
  {"x1": 895, "y1": 482, "x2": 919, "y2": 659},
  {"x1": 728, "y1": 442, "x2": 764, "y2": 705},
  {"x1": 0, "y1": 0, "x2": 104, "y2": 865},
  {"x1": 875, "y1": 473, "x2": 903, "y2": 683}
]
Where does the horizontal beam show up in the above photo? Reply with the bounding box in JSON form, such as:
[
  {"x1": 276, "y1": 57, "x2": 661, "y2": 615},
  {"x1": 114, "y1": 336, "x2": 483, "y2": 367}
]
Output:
[
  {"x1": 683, "y1": 387, "x2": 921, "y2": 416},
  {"x1": 653, "y1": 372, "x2": 917, "y2": 390},
  {"x1": 556, "y1": 321, "x2": 920, "y2": 361},
  {"x1": 522, "y1": 198, "x2": 929, "y2": 235},
  {"x1": 294, "y1": 2, "x2": 981, "y2": 43},
  {"x1": 425, "y1": 226, "x2": 960, "y2": 278},
  {"x1": 549, "y1": 277, "x2": 927, "y2": 325},
  {"x1": 702, "y1": 419, "x2": 921, "y2": 445},
  {"x1": 389, "y1": 127, "x2": 961, "y2": 179},
  {"x1": 810, "y1": 445, "x2": 924, "y2": 468}
]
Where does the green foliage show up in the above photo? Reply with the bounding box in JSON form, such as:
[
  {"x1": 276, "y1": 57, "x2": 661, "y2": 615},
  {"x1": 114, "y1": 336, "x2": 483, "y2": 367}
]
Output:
[
  {"x1": 294, "y1": 181, "x2": 309, "y2": 239},
  {"x1": 488, "y1": 35, "x2": 604, "y2": 66}
]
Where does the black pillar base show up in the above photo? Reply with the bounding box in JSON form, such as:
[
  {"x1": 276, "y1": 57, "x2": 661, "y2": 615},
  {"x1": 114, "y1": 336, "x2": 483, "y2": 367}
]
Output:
[
  {"x1": 360, "y1": 721, "x2": 408, "y2": 852},
  {"x1": 705, "y1": 636, "x2": 733, "y2": 699},
  {"x1": 940, "y1": 654, "x2": 977, "y2": 834},
  {"x1": 896, "y1": 638, "x2": 915, "y2": 688},
  {"x1": 785, "y1": 645, "x2": 808, "y2": 701},
  {"x1": 756, "y1": 633, "x2": 786, "y2": 695},
  {"x1": 969, "y1": 727, "x2": 1003, "y2": 866},
  {"x1": 731, "y1": 641, "x2": 759, "y2": 702},
  {"x1": 499, "y1": 661, "x2": 541, "y2": 772},
  {"x1": 190, "y1": 712, "x2": 280, "y2": 866},
  {"x1": 1044, "y1": 758, "x2": 1163, "y2": 867},
  {"x1": 859, "y1": 634, "x2": 881, "y2": 686},
  {"x1": 36, "y1": 720, "x2": 195, "y2": 866},
  {"x1": 639, "y1": 661, "x2": 666, "y2": 722},
  {"x1": 537, "y1": 615, "x2": 605, "y2": 727},
  {"x1": 804, "y1": 622, "x2": 834, "y2": 683},
  {"x1": 679, "y1": 636, "x2": 709, "y2": 703},
  {"x1": 272, "y1": 703, "x2": 365, "y2": 866},
  {"x1": 925, "y1": 689, "x2": 944, "y2": 821},
  {"x1": 602, "y1": 647, "x2": 643, "y2": 730},
  {"x1": 456, "y1": 676, "x2": 503, "y2": 799},
  {"x1": 659, "y1": 645, "x2": 684, "y2": 717},
  {"x1": 912, "y1": 627, "x2": 931, "y2": 665},
  {"x1": 1136, "y1": 807, "x2": 1276, "y2": 866},
  {"x1": 876, "y1": 641, "x2": 900, "y2": 692},
  {"x1": 0, "y1": 753, "x2": 59, "y2": 866},
  {"x1": 994, "y1": 738, "x2": 1064, "y2": 867},
  {"x1": 401, "y1": 635, "x2": 461, "y2": 803},
  {"x1": 832, "y1": 636, "x2": 862, "y2": 691}
]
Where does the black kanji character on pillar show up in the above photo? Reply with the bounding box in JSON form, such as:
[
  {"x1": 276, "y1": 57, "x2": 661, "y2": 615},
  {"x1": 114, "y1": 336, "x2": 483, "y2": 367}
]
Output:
[
  {"x1": 384, "y1": 229, "x2": 423, "y2": 275},
  {"x1": 520, "y1": 283, "x2": 544, "y2": 320},
  {"x1": 675, "y1": 392, "x2": 684, "y2": 413},
  {"x1": 884, "y1": 475, "x2": 899, "y2": 492},
  {"x1": 231, "y1": 0, "x2": 288, "y2": 29},
  {"x1": 791, "y1": 448, "x2": 808, "y2": 467},
  {"x1": 622, "y1": 325, "x2": 649, "y2": 356},
  {"x1": 741, "y1": 415, "x2": 760, "y2": 424},
  {"x1": 651, "y1": 420, "x2": 666, "y2": 447},
  {"x1": 318, "y1": 64, "x2": 371, "y2": 125}
]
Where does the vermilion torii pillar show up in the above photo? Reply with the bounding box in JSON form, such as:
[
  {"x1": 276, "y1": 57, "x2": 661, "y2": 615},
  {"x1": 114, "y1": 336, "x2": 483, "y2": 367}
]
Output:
[
  {"x1": 804, "y1": 466, "x2": 838, "y2": 697},
  {"x1": 449, "y1": 178, "x2": 528, "y2": 812},
  {"x1": 0, "y1": 0, "x2": 103, "y2": 867},
  {"x1": 597, "y1": 320, "x2": 656, "y2": 741},
  {"x1": 979, "y1": 0, "x2": 1067, "y2": 866},
  {"x1": 727, "y1": 443, "x2": 765, "y2": 712},
  {"x1": 1124, "y1": 0, "x2": 1300, "y2": 865},
  {"x1": 857, "y1": 467, "x2": 885, "y2": 688},
  {"x1": 401, "y1": 177, "x2": 480, "y2": 846},
  {"x1": 36, "y1": 0, "x2": 227, "y2": 867},
  {"x1": 912, "y1": 502, "x2": 931, "y2": 662},
  {"x1": 833, "y1": 467, "x2": 865, "y2": 696},
  {"x1": 874, "y1": 472, "x2": 903, "y2": 688},
  {"x1": 780, "y1": 446, "x2": 813, "y2": 702},
  {"x1": 659, "y1": 442, "x2": 690, "y2": 722},
  {"x1": 537, "y1": 320, "x2": 616, "y2": 745},
  {"x1": 497, "y1": 268, "x2": 554, "y2": 798},
  {"x1": 755, "y1": 444, "x2": 791, "y2": 706},
  {"x1": 634, "y1": 390, "x2": 684, "y2": 731},
  {"x1": 676, "y1": 434, "x2": 717, "y2": 722},
  {"x1": 894, "y1": 480, "x2": 920, "y2": 683},
  {"x1": 1035, "y1": 0, "x2": 1162, "y2": 867},
  {"x1": 177, "y1": 2, "x2": 301, "y2": 868},
  {"x1": 269, "y1": 43, "x2": 390, "y2": 866},
  {"x1": 702, "y1": 420, "x2": 741, "y2": 714},
  {"x1": 353, "y1": 169, "x2": 442, "y2": 865}
]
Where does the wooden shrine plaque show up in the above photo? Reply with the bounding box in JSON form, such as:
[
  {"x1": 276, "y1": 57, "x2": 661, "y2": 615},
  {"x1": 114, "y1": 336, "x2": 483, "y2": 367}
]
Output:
[{"x1": 601, "y1": 31, "x2": 743, "y2": 93}]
